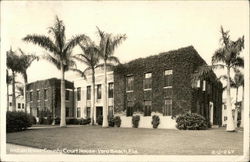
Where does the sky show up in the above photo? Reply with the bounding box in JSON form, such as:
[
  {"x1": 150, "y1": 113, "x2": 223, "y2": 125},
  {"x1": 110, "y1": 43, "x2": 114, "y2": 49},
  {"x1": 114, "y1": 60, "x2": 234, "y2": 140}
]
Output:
[{"x1": 1, "y1": 1, "x2": 249, "y2": 100}]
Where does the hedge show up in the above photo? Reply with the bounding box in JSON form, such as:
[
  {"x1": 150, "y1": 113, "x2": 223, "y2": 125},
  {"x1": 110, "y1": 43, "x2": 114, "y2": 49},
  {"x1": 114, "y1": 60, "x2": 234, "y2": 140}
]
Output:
[
  {"x1": 6, "y1": 111, "x2": 33, "y2": 132},
  {"x1": 176, "y1": 113, "x2": 208, "y2": 130}
]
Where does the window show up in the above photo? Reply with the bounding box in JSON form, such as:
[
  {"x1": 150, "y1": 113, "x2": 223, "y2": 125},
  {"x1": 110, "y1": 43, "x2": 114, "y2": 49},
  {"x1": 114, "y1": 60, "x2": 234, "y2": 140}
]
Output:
[
  {"x1": 77, "y1": 107, "x2": 81, "y2": 118},
  {"x1": 87, "y1": 86, "x2": 91, "y2": 100},
  {"x1": 196, "y1": 80, "x2": 201, "y2": 88},
  {"x1": 164, "y1": 70, "x2": 173, "y2": 87},
  {"x1": 86, "y1": 107, "x2": 91, "y2": 118},
  {"x1": 44, "y1": 89, "x2": 47, "y2": 100},
  {"x1": 77, "y1": 87, "x2": 81, "y2": 101},
  {"x1": 144, "y1": 73, "x2": 152, "y2": 90},
  {"x1": 164, "y1": 88, "x2": 172, "y2": 98},
  {"x1": 22, "y1": 103, "x2": 24, "y2": 109},
  {"x1": 163, "y1": 99, "x2": 172, "y2": 116},
  {"x1": 144, "y1": 100, "x2": 152, "y2": 116},
  {"x1": 224, "y1": 105, "x2": 227, "y2": 110},
  {"x1": 18, "y1": 103, "x2": 21, "y2": 109},
  {"x1": 202, "y1": 80, "x2": 206, "y2": 91},
  {"x1": 97, "y1": 84, "x2": 102, "y2": 99},
  {"x1": 66, "y1": 90, "x2": 70, "y2": 100},
  {"x1": 66, "y1": 107, "x2": 70, "y2": 117},
  {"x1": 126, "y1": 101, "x2": 133, "y2": 116},
  {"x1": 108, "y1": 106, "x2": 114, "y2": 118},
  {"x1": 108, "y1": 83, "x2": 114, "y2": 98},
  {"x1": 30, "y1": 92, "x2": 33, "y2": 101},
  {"x1": 126, "y1": 76, "x2": 134, "y2": 92},
  {"x1": 224, "y1": 116, "x2": 227, "y2": 121},
  {"x1": 37, "y1": 90, "x2": 40, "y2": 100},
  {"x1": 9, "y1": 102, "x2": 12, "y2": 106}
]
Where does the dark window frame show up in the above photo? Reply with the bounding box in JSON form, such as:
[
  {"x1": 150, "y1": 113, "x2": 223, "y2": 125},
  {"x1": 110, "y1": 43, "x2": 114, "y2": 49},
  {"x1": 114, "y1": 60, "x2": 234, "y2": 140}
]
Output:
[
  {"x1": 66, "y1": 90, "x2": 70, "y2": 101},
  {"x1": 108, "y1": 83, "x2": 114, "y2": 98},
  {"x1": 77, "y1": 87, "x2": 81, "y2": 101},
  {"x1": 144, "y1": 100, "x2": 152, "y2": 116},
  {"x1": 87, "y1": 86, "x2": 91, "y2": 100},
  {"x1": 97, "y1": 84, "x2": 102, "y2": 99},
  {"x1": 163, "y1": 99, "x2": 172, "y2": 116},
  {"x1": 164, "y1": 70, "x2": 173, "y2": 87},
  {"x1": 126, "y1": 101, "x2": 133, "y2": 116},
  {"x1": 143, "y1": 72, "x2": 152, "y2": 90},
  {"x1": 126, "y1": 75, "x2": 134, "y2": 92},
  {"x1": 77, "y1": 107, "x2": 81, "y2": 118}
]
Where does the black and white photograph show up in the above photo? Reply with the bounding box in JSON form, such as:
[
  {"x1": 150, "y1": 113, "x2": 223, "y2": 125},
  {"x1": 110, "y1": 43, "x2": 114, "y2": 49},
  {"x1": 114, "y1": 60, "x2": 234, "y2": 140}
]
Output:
[{"x1": 0, "y1": 1, "x2": 249, "y2": 161}]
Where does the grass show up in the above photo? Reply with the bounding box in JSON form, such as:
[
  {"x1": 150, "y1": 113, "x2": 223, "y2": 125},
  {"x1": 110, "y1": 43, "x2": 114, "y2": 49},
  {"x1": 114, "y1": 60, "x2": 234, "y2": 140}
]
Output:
[{"x1": 7, "y1": 126, "x2": 243, "y2": 155}]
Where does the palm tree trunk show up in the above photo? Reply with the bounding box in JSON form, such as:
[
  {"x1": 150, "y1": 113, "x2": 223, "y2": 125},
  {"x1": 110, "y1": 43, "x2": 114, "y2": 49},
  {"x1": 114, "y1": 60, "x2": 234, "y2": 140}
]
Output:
[
  {"x1": 11, "y1": 70, "x2": 16, "y2": 112},
  {"x1": 7, "y1": 70, "x2": 9, "y2": 111},
  {"x1": 91, "y1": 68, "x2": 96, "y2": 125},
  {"x1": 234, "y1": 87, "x2": 239, "y2": 127},
  {"x1": 240, "y1": 86, "x2": 244, "y2": 127},
  {"x1": 226, "y1": 67, "x2": 235, "y2": 131},
  {"x1": 60, "y1": 63, "x2": 66, "y2": 127},
  {"x1": 24, "y1": 72, "x2": 28, "y2": 114},
  {"x1": 52, "y1": 87, "x2": 56, "y2": 125},
  {"x1": 102, "y1": 60, "x2": 109, "y2": 127}
]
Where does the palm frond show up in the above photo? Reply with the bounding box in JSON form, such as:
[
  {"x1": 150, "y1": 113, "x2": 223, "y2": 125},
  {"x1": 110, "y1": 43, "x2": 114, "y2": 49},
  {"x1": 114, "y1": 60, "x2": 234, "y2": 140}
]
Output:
[
  {"x1": 212, "y1": 48, "x2": 226, "y2": 65},
  {"x1": 231, "y1": 56, "x2": 244, "y2": 68},
  {"x1": 63, "y1": 34, "x2": 90, "y2": 54},
  {"x1": 42, "y1": 53, "x2": 60, "y2": 69},
  {"x1": 69, "y1": 68, "x2": 86, "y2": 79},
  {"x1": 23, "y1": 34, "x2": 59, "y2": 55},
  {"x1": 107, "y1": 56, "x2": 120, "y2": 64}
]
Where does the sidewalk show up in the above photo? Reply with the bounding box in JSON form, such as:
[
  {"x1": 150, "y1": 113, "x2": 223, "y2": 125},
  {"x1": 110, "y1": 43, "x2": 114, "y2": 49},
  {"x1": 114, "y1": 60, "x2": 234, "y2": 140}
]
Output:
[{"x1": 6, "y1": 143, "x2": 61, "y2": 154}]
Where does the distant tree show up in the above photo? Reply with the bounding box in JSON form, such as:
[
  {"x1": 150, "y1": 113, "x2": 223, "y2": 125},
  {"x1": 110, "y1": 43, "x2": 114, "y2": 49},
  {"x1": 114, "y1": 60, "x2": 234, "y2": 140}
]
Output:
[
  {"x1": 97, "y1": 27, "x2": 126, "y2": 127},
  {"x1": 7, "y1": 48, "x2": 22, "y2": 112},
  {"x1": 73, "y1": 40, "x2": 100, "y2": 125},
  {"x1": 23, "y1": 16, "x2": 89, "y2": 127},
  {"x1": 18, "y1": 49, "x2": 39, "y2": 113}
]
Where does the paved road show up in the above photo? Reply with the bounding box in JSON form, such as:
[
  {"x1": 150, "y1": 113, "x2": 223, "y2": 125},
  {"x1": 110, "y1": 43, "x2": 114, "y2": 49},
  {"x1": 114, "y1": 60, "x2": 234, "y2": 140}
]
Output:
[{"x1": 6, "y1": 143, "x2": 61, "y2": 154}]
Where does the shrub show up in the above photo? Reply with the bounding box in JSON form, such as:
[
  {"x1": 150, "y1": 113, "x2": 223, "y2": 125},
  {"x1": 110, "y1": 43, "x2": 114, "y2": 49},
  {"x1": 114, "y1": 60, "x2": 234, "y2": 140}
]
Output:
[
  {"x1": 30, "y1": 116, "x2": 37, "y2": 125},
  {"x1": 66, "y1": 118, "x2": 79, "y2": 125},
  {"x1": 55, "y1": 117, "x2": 60, "y2": 124},
  {"x1": 114, "y1": 116, "x2": 121, "y2": 127},
  {"x1": 176, "y1": 113, "x2": 208, "y2": 130},
  {"x1": 132, "y1": 115, "x2": 140, "y2": 128},
  {"x1": 206, "y1": 119, "x2": 211, "y2": 128},
  {"x1": 97, "y1": 115, "x2": 103, "y2": 125},
  {"x1": 6, "y1": 111, "x2": 32, "y2": 133},
  {"x1": 151, "y1": 115, "x2": 160, "y2": 129},
  {"x1": 79, "y1": 118, "x2": 91, "y2": 125},
  {"x1": 108, "y1": 117, "x2": 115, "y2": 127}
]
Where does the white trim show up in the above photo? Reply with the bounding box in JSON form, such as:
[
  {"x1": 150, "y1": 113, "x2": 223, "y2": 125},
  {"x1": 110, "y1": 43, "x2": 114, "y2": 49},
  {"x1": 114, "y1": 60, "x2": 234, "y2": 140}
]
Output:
[
  {"x1": 126, "y1": 90, "x2": 134, "y2": 93},
  {"x1": 163, "y1": 86, "x2": 172, "y2": 89},
  {"x1": 144, "y1": 88, "x2": 152, "y2": 91}
]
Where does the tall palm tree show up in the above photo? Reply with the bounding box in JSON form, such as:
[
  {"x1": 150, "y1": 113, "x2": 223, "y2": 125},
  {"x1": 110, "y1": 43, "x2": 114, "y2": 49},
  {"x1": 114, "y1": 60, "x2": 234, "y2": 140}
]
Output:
[
  {"x1": 97, "y1": 27, "x2": 126, "y2": 127},
  {"x1": 7, "y1": 48, "x2": 22, "y2": 112},
  {"x1": 192, "y1": 26, "x2": 244, "y2": 132},
  {"x1": 73, "y1": 41, "x2": 101, "y2": 125},
  {"x1": 18, "y1": 49, "x2": 39, "y2": 113},
  {"x1": 23, "y1": 16, "x2": 89, "y2": 127}
]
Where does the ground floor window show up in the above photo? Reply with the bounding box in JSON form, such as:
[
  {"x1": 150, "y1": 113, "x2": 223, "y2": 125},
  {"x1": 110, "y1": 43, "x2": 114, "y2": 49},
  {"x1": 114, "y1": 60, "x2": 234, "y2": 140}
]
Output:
[
  {"x1": 18, "y1": 103, "x2": 21, "y2": 109},
  {"x1": 126, "y1": 101, "x2": 133, "y2": 116},
  {"x1": 144, "y1": 100, "x2": 152, "y2": 116},
  {"x1": 224, "y1": 116, "x2": 227, "y2": 121},
  {"x1": 108, "y1": 106, "x2": 114, "y2": 118},
  {"x1": 163, "y1": 99, "x2": 172, "y2": 116},
  {"x1": 66, "y1": 107, "x2": 70, "y2": 117},
  {"x1": 86, "y1": 107, "x2": 91, "y2": 118},
  {"x1": 77, "y1": 107, "x2": 81, "y2": 118},
  {"x1": 22, "y1": 103, "x2": 24, "y2": 109}
]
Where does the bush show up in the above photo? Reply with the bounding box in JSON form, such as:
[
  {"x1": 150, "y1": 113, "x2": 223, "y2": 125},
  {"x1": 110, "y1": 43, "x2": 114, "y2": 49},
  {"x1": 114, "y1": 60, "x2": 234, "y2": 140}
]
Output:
[
  {"x1": 79, "y1": 118, "x2": 91, "y2": 125},
  {"x1": 151, "y1": 115, "x2": 160, "y2": 129},
  {"x1": 30, "y1": 116, "x2": 37, "y2": 125},
  {"x1": 114, "y1": 116, "x2": 121, "y2": 127},
  {"x1": 6, "y1": 111, "x2": 32, "y2": 133},
  {"x1": 176, "y1": 113, "x2": 208, "y2": 130},
  {"x1": 206, "y1": 119, "x2": 211, "y2": 128},
  {"x1": 97, "y1": 115, "x2": 103, "y2": 125},
  {"x1": 132, "y1": 115, "x2": 140, "y2": 128},
  {"x1": 55, "y1": 117, "x2": 60, "y2": 124}
]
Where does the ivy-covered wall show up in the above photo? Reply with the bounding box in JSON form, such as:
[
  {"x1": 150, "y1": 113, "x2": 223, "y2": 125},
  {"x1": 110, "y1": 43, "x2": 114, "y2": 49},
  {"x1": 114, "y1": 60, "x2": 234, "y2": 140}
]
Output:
[
  {"x1": 114, "y1": 46, "x2": 222, "y2": 124},
  {"x1": 26, "y1": 78, "x2": 74, "y2": 118}
]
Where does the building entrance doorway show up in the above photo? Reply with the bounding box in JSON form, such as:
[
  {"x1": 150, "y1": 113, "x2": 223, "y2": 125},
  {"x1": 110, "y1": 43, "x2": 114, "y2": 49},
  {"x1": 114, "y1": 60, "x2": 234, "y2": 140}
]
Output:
[{"x1": 96, "y1": 106, "x2": 103, "y2": 119}]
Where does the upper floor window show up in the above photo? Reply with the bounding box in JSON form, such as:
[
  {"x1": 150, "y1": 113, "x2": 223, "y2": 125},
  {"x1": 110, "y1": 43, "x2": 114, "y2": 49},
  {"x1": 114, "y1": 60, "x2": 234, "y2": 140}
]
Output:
[
  {"x1": 18, "y1": 103, "x2": 21, "y2": 109},
  {"x1": 44, "y1": 89, "x2": 47, "y2": 100},
  {"x1": 164, "y1": 70, "x2": 173, "y2": 88},
  {"x1": 66, "y1": 90, "x2": 70, "y2": 101},
  {"x1": 108, "y1": 83, "x2": 114, "y2": 98},
  {"x1": 37, "y1": 90, "x2": 40, "y2": 100},
  {"x1": 97, "y1": 84, "x2": 102, "y2": 99},
  {"x1": 87, "y1": 86, "x2": 91, "y2": 100},
  {"x1": 126, "y1": 75, "x2": 134, "y2": 92},
  {"x1": 77, "y1": 87, "x2": 81, "y2": 101},
  {"x1": 144, "y1": 73, "x2": 152, "y2": 90}
]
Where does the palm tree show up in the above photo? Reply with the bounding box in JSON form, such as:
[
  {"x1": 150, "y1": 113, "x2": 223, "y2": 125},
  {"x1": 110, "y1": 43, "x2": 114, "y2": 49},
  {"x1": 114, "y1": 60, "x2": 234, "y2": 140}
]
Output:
[
  {"x1": 97, "y1": 27, "x2": 126, "y2": 127},
  {"x1": 7, "y1": 48, "x2": 22, "y2": 112},
  {"x1": 23, "y1": 16, "x2": 89, "y2": 127},
  {"x1": 73, "y1": 40, "x2": 100, "y2": 125},
  {"x1": 192, "y1": 26, "x2": 244, "y2": 132},
  {"x1": 18, "y1": 49, "x2": 39, "y2": 113}
]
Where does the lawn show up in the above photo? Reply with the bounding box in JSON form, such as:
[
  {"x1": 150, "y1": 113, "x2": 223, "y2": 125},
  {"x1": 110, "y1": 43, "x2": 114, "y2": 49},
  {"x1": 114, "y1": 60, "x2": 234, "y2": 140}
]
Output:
[{"x1": 7, "y1": 126, "x2": 243, "y2": 155}]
